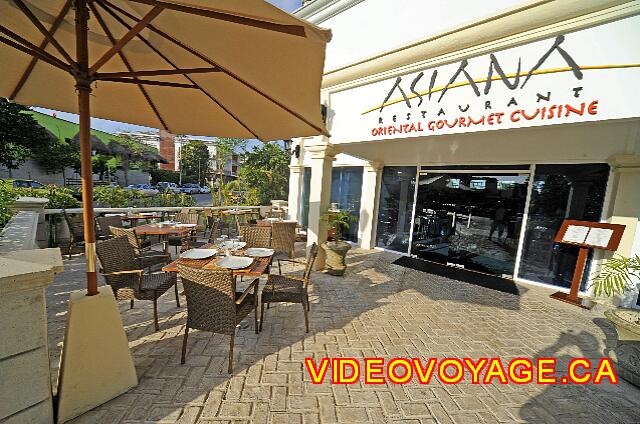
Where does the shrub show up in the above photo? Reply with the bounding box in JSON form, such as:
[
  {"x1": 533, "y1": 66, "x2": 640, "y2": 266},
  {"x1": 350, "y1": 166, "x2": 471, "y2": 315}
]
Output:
[
  {"x1": 93, "y1": 186, "x2": 195, "y2": 208},
  {"x1": 0, "y1": 183, "x2": 80, "y2": 228},
  {"x1": 93, "y1": 185, "x2": 141, "y2": 208}
]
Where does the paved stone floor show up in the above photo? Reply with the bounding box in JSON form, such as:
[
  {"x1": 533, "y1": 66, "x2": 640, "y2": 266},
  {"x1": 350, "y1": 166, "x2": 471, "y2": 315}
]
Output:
[{"x1": 46, "y1": 244, "x2": 640, "y2": 423}]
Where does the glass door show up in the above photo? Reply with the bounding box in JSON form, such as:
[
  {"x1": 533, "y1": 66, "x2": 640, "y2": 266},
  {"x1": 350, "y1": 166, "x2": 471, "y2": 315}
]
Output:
[{"x1": 410, "y1": 171, "x2": 529, "y2": 277}]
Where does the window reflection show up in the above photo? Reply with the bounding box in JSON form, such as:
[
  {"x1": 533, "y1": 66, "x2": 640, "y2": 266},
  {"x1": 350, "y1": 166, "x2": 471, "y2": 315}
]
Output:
[
  {"x1": 518, "y1": 163, "x2": 609, "y2": 289},
  {"x1": 375, "y1": 167, "x2": 416, "y2": 252},
  {"x1": 410, "y1": 173, "x2": 529, "y2": 276},
  {"x1": 330, "y1": 167, "x2": 363, "y2": 242},
  {"x1": 300, "y1": 167, "x2": 311, "y2": 229}
]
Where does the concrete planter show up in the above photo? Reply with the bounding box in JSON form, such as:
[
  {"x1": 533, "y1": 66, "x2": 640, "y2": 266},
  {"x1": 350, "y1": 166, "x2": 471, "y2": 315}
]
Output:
[
  {"x1": 605, "y1": 308, "x2": 640, "y2": 387},
  {"x1": 322, "y1": 241, "x2": 351, "y2": 276}
]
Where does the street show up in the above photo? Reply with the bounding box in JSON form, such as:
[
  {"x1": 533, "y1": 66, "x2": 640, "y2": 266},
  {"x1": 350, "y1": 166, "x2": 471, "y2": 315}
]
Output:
[{"x1": 193, "y1": 193, "x2": 211, "y2": 206}]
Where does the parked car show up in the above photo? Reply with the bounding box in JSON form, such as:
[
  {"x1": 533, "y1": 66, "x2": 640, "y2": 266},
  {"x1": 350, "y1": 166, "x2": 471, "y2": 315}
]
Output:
[
  {"x1": 179, "y1": 183, "x2": 201, "y2": 195},
  {"x1": 199, "y1": 185, "x2": 211, "y2": 194},
  {"x1": 2, "y1": 178, "x2": 46, "y2": 189},
  {"x1": 126, "y1": 184, "x2": 159, "y2": 196},
  {"x1": 157, "y1": 182, "x2": 181, "y2": 193}
]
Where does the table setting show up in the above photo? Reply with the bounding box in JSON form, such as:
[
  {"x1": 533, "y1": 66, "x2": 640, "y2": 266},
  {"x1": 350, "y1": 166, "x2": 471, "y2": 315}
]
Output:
[{"x1": 163, "y1": 237, "x2": 274, "y2": 275}]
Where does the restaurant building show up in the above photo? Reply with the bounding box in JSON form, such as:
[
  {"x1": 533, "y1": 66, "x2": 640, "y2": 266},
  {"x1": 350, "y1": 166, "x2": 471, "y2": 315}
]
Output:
[{"x1": 288, "y1": 0, "x2": 640, "y2": 307}]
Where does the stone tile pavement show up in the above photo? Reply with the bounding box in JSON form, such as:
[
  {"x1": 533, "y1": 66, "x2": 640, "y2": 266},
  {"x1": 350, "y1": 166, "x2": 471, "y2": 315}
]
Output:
[{"x1": 45, "y1": 244, "x2": 640, "y2": 423}]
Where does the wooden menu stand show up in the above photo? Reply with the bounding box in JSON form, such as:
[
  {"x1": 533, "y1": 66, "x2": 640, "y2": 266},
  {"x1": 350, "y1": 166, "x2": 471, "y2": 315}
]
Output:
[{"x1": 550, "y1": 220, "x2": 625, "y2": 309}]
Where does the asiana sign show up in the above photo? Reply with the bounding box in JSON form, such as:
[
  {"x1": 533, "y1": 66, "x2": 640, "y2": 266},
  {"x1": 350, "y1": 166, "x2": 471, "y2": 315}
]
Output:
[{"x1": 328, "y1": 16, "x2": 640, "y2": 143}]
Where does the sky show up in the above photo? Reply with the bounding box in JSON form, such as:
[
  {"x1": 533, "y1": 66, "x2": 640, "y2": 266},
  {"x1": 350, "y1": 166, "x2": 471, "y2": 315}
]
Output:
[{"x1": 32, "y1": 0, "x2": 303, "y2": 148}]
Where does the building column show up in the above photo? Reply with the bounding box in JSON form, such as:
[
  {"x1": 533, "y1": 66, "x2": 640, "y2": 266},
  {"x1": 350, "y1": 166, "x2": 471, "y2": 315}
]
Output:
[
  {"x1": 287, "y1": 164, "x2": 304, "y2": 221},
  {"x1": 606, "y1": 154, "x2": 640, "y2": 307},
  {"x1": 306, "y1": 141, "x2": 337, "y2": 269},
  {"x1": 358, "y1": 162, "x2": 383, "y2": 249}
]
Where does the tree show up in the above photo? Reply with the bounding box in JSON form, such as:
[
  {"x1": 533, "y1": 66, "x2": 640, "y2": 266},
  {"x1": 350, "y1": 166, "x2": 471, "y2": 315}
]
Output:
[
  {"x1": 109, "y1": 134, "x2": 162, "y2": 185},
  {"x1": 238, "y1": 142, "x2": 290, "y2": 205},
  {"x1": 212, "y1": 138, "x2": 246, "y2": 205},
  {"x1": 32, "y1": 139, "x2": 80, "y2": 179},
  {"x1": 0, "y1": 98, "x2": 56, "y2": 174},
  {"x1": 179, "y1": 140, "x2": 210, "y2": 185}
]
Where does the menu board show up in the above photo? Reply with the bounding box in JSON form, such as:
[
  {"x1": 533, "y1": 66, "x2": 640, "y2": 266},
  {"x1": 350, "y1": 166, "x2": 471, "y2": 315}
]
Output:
[
  {"x1": 562, "y1": 225, "x2": 590, "y2": 244},
  {"x1": 554, "y1": 220, "x2": 625, "y2": 251},
  {"x1": 584, "y1": 228, "x2": 614, "y2": 248}
]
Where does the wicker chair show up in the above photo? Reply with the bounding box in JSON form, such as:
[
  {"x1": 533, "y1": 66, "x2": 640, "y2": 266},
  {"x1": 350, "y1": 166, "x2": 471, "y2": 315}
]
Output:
[
  {"x1": 110, "y1": 226, "x2": 170, "y2": 270},
  {"x1": 168, "y1": 212, "x2": 199, "y2": 253},
  {"x1": 272, "y1": 221, "x2": 297, "y2": 258},
  {"x1": 241, "y1": 226, "x2": 272, "y2": 249},
  {"x1": 260, "y1": 243, "x2": 318, "y2": 333},
  {"x1": 96, "y1": 215, "x2": 123, "y2": 239},
  {"x1": 62, "y1": 210, "x2": 84, "y2": 259},
  {"x1": 96, "y1": 236, "x2": 179, "y2": 331},
  {"x1": 184, "y1": 218, "x2": 222, "y2": 249},
  {"x1": 259, "y1": 205, "x2": 272, "y2": 219},
  {"x1": 177, "y1": 264, "x2": 259, "y2": 373}
]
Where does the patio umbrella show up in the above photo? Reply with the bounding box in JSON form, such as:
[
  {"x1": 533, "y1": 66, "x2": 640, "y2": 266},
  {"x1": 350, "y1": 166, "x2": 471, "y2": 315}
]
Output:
[{"x1": 0, "y1": 0, "x2": 330, "y2": 295}]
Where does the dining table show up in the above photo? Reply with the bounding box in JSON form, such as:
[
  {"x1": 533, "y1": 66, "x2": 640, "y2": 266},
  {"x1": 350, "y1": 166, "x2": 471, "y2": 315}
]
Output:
[
  {"x1": 162, "y1": 243, "x2": 273, "y2": 278},
  {"x1": 134, "y1": 223, "x2": 195, "y2": 254}
]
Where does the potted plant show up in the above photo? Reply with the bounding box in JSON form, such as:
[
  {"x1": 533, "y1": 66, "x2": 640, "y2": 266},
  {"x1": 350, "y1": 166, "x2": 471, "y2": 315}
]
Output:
[
  {"x1": 590, "y1": 255, "x2": 640, "y2": 387},
  {"x1": 321, "y1": 209, "x2": 354, "y2": 276}
]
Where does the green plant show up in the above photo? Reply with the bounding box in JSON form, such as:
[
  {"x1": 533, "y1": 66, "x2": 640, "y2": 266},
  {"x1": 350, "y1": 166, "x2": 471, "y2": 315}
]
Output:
[
  {"x1": 590, "y1": 255, "x2": 640, "y2": 297},
  {"x1": 150, "y1": 168, "x2": 180, "y2": 184},
  {"x1": 322, "y1": 209, "x2": 355, "y2": 242},
  {"x1": 0, "y1": 98, "x2": 57, "y2": 172},
  {"x1": 238, "y1": 143, "x2": 289, "y2": 205},
  {"x1": 93, "y1": 186, "x2": 196, "y2": 208},
  {"x1": 0, "y1": 183, "x2": 80, "y2": 228},
  {"x1": 0, "y1": 180, "x2": 18, "y2": 228},
  {"x1": 93, "y1": 185, "x2": 141, "y2": 208}
]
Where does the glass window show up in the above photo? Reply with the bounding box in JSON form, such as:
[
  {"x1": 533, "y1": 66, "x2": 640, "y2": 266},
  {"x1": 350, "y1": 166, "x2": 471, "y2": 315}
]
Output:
[
  {"x1": 375, "y1": 166, "x2": 417, "y2": 253},
  {"x1": 411, "y1": 172, "x2": 529, "y2": 277},
  {"x1": 330, "y1": 167, "x2": 363, "y2": 242},
  {"x1": 518, "y1": 163, "x2": 609, "y2": 290},
  {"x1": 300, "y1": 167, "x2": 311, "y2": 229}
]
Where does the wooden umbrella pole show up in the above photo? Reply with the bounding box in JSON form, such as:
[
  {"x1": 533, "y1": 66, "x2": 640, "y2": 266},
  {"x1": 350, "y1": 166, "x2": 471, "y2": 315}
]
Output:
[{"x1": 75, "y1": 0, "x2": 98, "y2": 296}]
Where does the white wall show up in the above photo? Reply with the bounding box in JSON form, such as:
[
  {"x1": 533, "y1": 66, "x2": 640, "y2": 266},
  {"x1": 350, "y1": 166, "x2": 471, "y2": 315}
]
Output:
[{"x1": 307, "y1": 0, "x2": 529, "y2": 71}]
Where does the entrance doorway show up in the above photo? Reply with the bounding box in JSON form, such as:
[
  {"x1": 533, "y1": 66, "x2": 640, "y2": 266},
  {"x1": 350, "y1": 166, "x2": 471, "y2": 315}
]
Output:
[{"x1": 410, "y1": 169, "x2": 530, "y2": 277}]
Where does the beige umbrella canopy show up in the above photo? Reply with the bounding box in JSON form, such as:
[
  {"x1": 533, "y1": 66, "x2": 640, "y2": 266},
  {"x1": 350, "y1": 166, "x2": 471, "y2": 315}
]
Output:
[
  {"x1": 1, "y1": 0, "x2": 330, "y2": 139},
  {"x1": 0, "y1": 0, "x2": 331, "y2": 295}
]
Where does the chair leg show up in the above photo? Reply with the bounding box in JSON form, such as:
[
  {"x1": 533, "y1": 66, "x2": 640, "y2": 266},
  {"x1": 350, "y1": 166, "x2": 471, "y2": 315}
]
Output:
[
  {"x1": 303, "y1": 301, "x2": 309, "y2": 333},
  {"x1": 174, "y1": 283, "x2": 180, "y2": 308},
  {"x1": 228, "y1": 332, "x2": 235, "y2": 374},
  {"x1": 306, "y1": 294, "x2": 310, "y2": 311},
  {"x1": 153, "y1": 299, "x2": 159, "y2": 331},
  {"x1": 67, "y1": 242, "x2": 73, "y2": 260},
  {"x1": 259, "y1": 301, "x2": 265, "y2": 332},
  {"x1": 254, "y1": 295, "x2": 259, "y2": 334},
  {"x1": 180, "y1": 326, "x2": 189, "y2": 364},
  {"x1": 130, "y1": 299, "x2": 134, "y2": 309}
]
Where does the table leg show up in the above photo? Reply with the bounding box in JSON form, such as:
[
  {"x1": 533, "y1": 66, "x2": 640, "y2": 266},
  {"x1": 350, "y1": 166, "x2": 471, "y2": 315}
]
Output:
[{"x1": 162, "y1": 234, "x2": 169, "y2": 255}]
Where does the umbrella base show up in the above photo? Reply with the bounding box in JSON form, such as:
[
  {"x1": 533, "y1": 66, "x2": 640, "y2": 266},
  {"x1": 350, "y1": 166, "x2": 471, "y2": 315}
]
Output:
[{"x1": 56, "y1": 286, "x2": 137, "y2": 423}]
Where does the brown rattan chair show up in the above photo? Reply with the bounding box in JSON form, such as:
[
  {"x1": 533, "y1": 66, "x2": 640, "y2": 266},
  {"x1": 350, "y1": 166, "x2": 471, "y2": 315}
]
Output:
[
  {"x1": 241, "y1": 226, "x2": 272, "y2": 249},
  {"x1": 177, "y1": 264, "x2": 259, "y2": 373},
  {"x1": 62, "y1": 210, "x2": 84, "y2": 259},
  {"x1": 185, "y1": 218, "x2": 222, "y2": 249},
  {"x1": 110, "y1": 226, "x2": 170, "y2": 270},
  {"x1": 168, "y1": 212, "x2": 200, "y2": 253},
  {"x1": 96, "y1": 236, "x2": 179, "y2": 331},
  {"x1": 96, "y1": 215, "x2": 123, "y2": 239},
  {"x1": 260, "y1": 243, "x2": 318, "y2": 333},
  {"x1": 272, "y1": 221, "x2": 297, "y2": 258}
]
